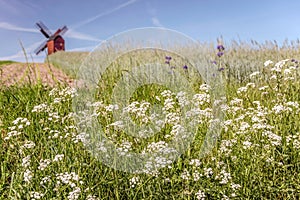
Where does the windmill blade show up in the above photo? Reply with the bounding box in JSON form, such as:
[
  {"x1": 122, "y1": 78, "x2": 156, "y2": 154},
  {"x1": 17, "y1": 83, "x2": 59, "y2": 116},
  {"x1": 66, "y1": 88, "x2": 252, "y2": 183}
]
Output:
[
  {"x1": 36, "y1": 21, "x2": 52, "y2": 38},
  {"x1": 34, "y1": 40, "x2": 48, "y2": 55},
  {"x1": 59, "y1": 25, "x2": 68, "y2": 36},
  {"x1": 52, "y1": 26, "x2": 68, "y2": 38}
]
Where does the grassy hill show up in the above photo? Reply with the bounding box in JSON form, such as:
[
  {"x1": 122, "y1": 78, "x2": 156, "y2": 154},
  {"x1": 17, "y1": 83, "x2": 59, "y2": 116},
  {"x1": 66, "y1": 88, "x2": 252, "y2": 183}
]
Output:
[
  {"x1": 0, "y1": 60, "x2": 16, "y2": 67},
  {"x1": 1, "y1": 40, "x2": 300, "y2": 199},
  {"x1": 47, "y1": 51, "x2": 89, "y2": 78},
  {"x1": 46, "y1": 40, "x2": 300, "y2": 83}
]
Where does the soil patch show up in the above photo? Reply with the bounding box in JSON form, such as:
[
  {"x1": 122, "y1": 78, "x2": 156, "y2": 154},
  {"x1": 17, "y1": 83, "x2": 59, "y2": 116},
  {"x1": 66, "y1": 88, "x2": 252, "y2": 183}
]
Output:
[{"x1": 0, "y1": 63, "x2": 75, "y2": 87}]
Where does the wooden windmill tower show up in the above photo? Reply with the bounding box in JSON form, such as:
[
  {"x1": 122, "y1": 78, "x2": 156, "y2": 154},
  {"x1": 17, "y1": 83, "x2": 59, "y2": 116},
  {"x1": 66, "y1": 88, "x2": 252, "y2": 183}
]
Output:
[{"x1": 34, "y1": 21, "x2": 68, "y2": 55}]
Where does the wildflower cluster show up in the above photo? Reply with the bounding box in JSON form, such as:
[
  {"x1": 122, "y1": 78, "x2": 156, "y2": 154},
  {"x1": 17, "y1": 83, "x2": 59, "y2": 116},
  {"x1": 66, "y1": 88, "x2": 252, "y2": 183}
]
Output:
[
  {"x1": 165, "y1": 55, "x2": 189, "y2": 73},
  {"x1": 217, "y1": 44, "x2": 225, "y2": 57},
  {"x1": 4, "y1": 117, "x2": 30, "y2": 140},
  {"x1": 1, "y1": 48, "x2": 300, "y2": 199},
  {"x1": 212, "y1": 44, "x2": 226, "y2": 72},
  {"x1": 1, "y1": 87, "x2": 102, "y2": 199}
]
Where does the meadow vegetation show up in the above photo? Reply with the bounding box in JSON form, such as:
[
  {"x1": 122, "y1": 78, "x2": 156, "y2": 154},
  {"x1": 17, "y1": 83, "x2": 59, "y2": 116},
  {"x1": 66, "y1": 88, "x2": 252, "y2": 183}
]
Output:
[{"x1": 0, "y1": 40, "x2": 300, "y2": 199}]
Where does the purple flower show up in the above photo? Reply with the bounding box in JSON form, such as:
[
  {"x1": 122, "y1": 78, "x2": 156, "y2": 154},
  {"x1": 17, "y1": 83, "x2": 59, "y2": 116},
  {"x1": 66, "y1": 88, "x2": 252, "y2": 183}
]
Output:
[
  {"x1": 165, "y1": 61, "x2": 170, "y2": 64},
  {"x1": 183, "y1": 65, "x2": 188, "y2": 70},
  {"x1": 217, "y1": 52, "x2": 224, "y2": 57},
  {"x1": 165, "y1": 56, "x2": 172, "y2": 60},
  {"x1": 211, "y1": 61, "x2": 217, "y2": 65},
  {"x1": 217, "y1": 44, "x2": 225, "y2": 51},
  {"x1": 218, "y1": 67, "x2": 224, "y2": 71},
  {"x1": 291, "y1": 59, "x2": 298, "y2": 64}
]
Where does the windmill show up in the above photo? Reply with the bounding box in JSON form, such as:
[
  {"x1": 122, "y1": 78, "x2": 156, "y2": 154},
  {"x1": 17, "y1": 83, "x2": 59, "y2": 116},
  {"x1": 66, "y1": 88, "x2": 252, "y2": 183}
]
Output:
[{"x1": 34, "y1": 21, "x2": 68, "y2": 55}]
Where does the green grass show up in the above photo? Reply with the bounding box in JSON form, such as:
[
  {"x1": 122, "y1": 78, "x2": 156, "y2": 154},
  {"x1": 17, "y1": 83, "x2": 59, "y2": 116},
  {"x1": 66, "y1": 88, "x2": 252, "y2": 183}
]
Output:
[
  {"x1": 47, "y1": 51, "x2": 89, "y2": 79},
  {"x1": 0, "y1": 60, "x2": 16, "y2": 67},
  {"x1": 0, "y1": 41, "x2": 300, "y2": 199}
]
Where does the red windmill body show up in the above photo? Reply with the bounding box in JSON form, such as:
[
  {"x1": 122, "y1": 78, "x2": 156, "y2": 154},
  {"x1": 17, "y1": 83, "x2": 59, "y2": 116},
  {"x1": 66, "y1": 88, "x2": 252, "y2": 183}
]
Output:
[{"x1": 35, "y1": 21, "x2": 68, "y2": 55}]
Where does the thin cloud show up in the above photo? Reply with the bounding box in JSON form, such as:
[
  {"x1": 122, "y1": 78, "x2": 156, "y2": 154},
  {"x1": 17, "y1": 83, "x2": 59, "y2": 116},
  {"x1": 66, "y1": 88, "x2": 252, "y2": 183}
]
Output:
[
  {"x1": 66, "y1": 30, "x2": 102, "y2": 42},
  {"x1": 68, "y1": 45, "x2": 95, "y2": 52},
  {"x1": 0, "y1": 22, "x2": 37, "y2": 33},
  {"x1": 72, "y1": 0, "x2": 139, "y2": 29},
  {"x1": 0, "y1": 0, "x2": 40, "y2": 15},
  {"x1": 0, "y1": 44, "x2": 95, "y2": 62},
  {"x1": 146, "y1": 3, "x2": 164, "y2": 28},
  {"x1": 0, "y1": 41, "x2": 45, "y2": 62},
  {"x1": 151, "y1": 17, "x2": 164, "y2": 27},
  {"x1": 0, "y1": 22, "x2": 101, "y2": 42}
]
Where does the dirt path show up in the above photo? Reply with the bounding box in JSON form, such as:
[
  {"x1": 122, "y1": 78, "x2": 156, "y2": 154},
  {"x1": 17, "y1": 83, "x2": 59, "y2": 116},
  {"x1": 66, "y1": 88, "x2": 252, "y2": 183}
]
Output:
[{"x1": 0, "y1": 63, "x2": 75, "y2": 87}]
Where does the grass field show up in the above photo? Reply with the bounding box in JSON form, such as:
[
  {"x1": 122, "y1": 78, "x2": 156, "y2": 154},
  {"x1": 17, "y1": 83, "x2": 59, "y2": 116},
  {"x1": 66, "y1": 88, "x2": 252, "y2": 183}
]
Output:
[
  {"x1": 1, "y1": 40, "x2": 300, "y2": 199},
  {"x1": 0, "y1": 60, "x2": 16, "y2": 66}
]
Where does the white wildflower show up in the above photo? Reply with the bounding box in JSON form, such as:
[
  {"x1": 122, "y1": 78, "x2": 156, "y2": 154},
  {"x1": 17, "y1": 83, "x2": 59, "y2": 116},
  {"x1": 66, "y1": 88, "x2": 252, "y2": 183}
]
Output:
[
  {"x1": 53, "y1": 154, "x2": 64, "y2": 162},
  {"x1": 204, "y1": 167, "x2": 213, "y2": 178},
  {"x1": 249, "y1": 71, "x2": 260, "y2": 78},
  {"x1": 67, "y1": 187, "x2": 81, "y2": 200},
  {"x1": 108, "y1": 120, "x2": 124, "y2": 128},
  {"x1": 4, "y1": 130, "x2": 22, "y2": 140},
  {"x1": 170, "y1": 124, "x2": 185, "y2": 138},
  {"x1": 259, "y1": 86, "x2": 269, "y2": 91},
  {"x1": 117, "y1": 141, "x2": 132, "y2": 156},
  {"x1": 237, "y1": 87, "x2": 247, "y2": 94},
  {"x1": 24, "y1": 169, "x2": 33, "y2": 183},
  {"x1": 195, "y1": 189, "x2": 206, "y2": 200},
  {"x1": 199, "y1": 84, "x2": 211, "y2": 92},
  {"x1": 193, "y1": 93, "x2": 210, "y2": 106},
  {"x1": 270, "y1": 74, "x2": 277, "y2": 80},
  {"x1": 193, "y1": 170, "x2": 202, "y2": 181},
  {"x1": 229, "y1": 98, "x2": 243, "y2": 106},
  {"x1": 56, "y1": 172, "x2": 81, "y2": 189},
  {"x1": 218, "y1": 168, "x2": 232, "y2": 184},
  {"x1": 129, "y1": 176, "x2": 140, "y2": 188},
  {"x1": 161, "y1": 90, "x2": 173, "y2": 98},
  {"x1": 73, "y1": 132, "x2": 87, "y2": 143},
  {"x1": 22, "y1": 155, "x2": 31, "y2": 168},
  {"x1": 163, "y1": 98, "x2": 176, "y2": 111},
  {"x1": 40, "y1": 176, "x2": 51, "y2": 186},
  {"x1": 181, "y1": 169, "x2": 190, "y2": 180},
  {"x1": 86, "y1": 195, "x2": 100, "y2": 200},
  {"x1": 38, "y1": 159, "x2": 51, "y2": 171},
  {"x1": 246, "y1": 82, "x2": 255, "y2": 88},
  {"x1": 285, "y1": 101, "x2": 299, "y2": 109},
  {"x1": 189, "y1": 159, "x2": 202, "y2": 167},
  {"x1": 176, "y1": 91, "x2": 189, "y2": 107},
  {"x1": 105, "y1": 104, "x2": 119, "y2": 112},
  {"x1": 264, "y1": 60, "x2": 273, "y2": 67},
  {"x1": 275, "y1": 59, "x2": 289, "y2": 68},
  {"x1": 21, "y1": 140, "x2": 35, "y2": 149},
  {"x1": 266, "y1": 157, "x2": 274, "y2": 163},
  {"x1": 165, "y1": 112, "x2": 180, "y2": 125},
  {"x1": 239, "y1": 122, "x2": 250, "y2": 132},
  {"x1": 284, "y1": 69, "x2": 291, "y2": 75},
  {"x1": 293, "y1": 140, "x2": 300, "y2": 149},
  {"x1": 263, "y1": 131, "x2": 282, "y2": 146},
  {"x1": 231, "y1": 183, "x2": 241, "y2": 190},
  {"x1": 30, "y1": 191, "x2": 44, "y2": 200},
  {"x1": 272, "y1": 104, "x2": 286, "y2": 114},
  {"x1": 242, "y1": 141, "x2": 252, "y2": 149}
]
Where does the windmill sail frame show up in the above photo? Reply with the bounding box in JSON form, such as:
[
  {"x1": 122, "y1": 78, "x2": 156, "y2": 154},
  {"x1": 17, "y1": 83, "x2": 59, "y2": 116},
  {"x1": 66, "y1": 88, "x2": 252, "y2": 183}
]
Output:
[{"x1": 34, "y1": 21, "x2": 68, "y2": 55}]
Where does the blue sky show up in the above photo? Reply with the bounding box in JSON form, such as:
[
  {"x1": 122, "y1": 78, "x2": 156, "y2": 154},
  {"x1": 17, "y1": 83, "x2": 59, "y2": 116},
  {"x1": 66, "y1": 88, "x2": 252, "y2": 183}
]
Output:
[{"x1": 1, "y1": 0, "x2": 300, "y2": 62}]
